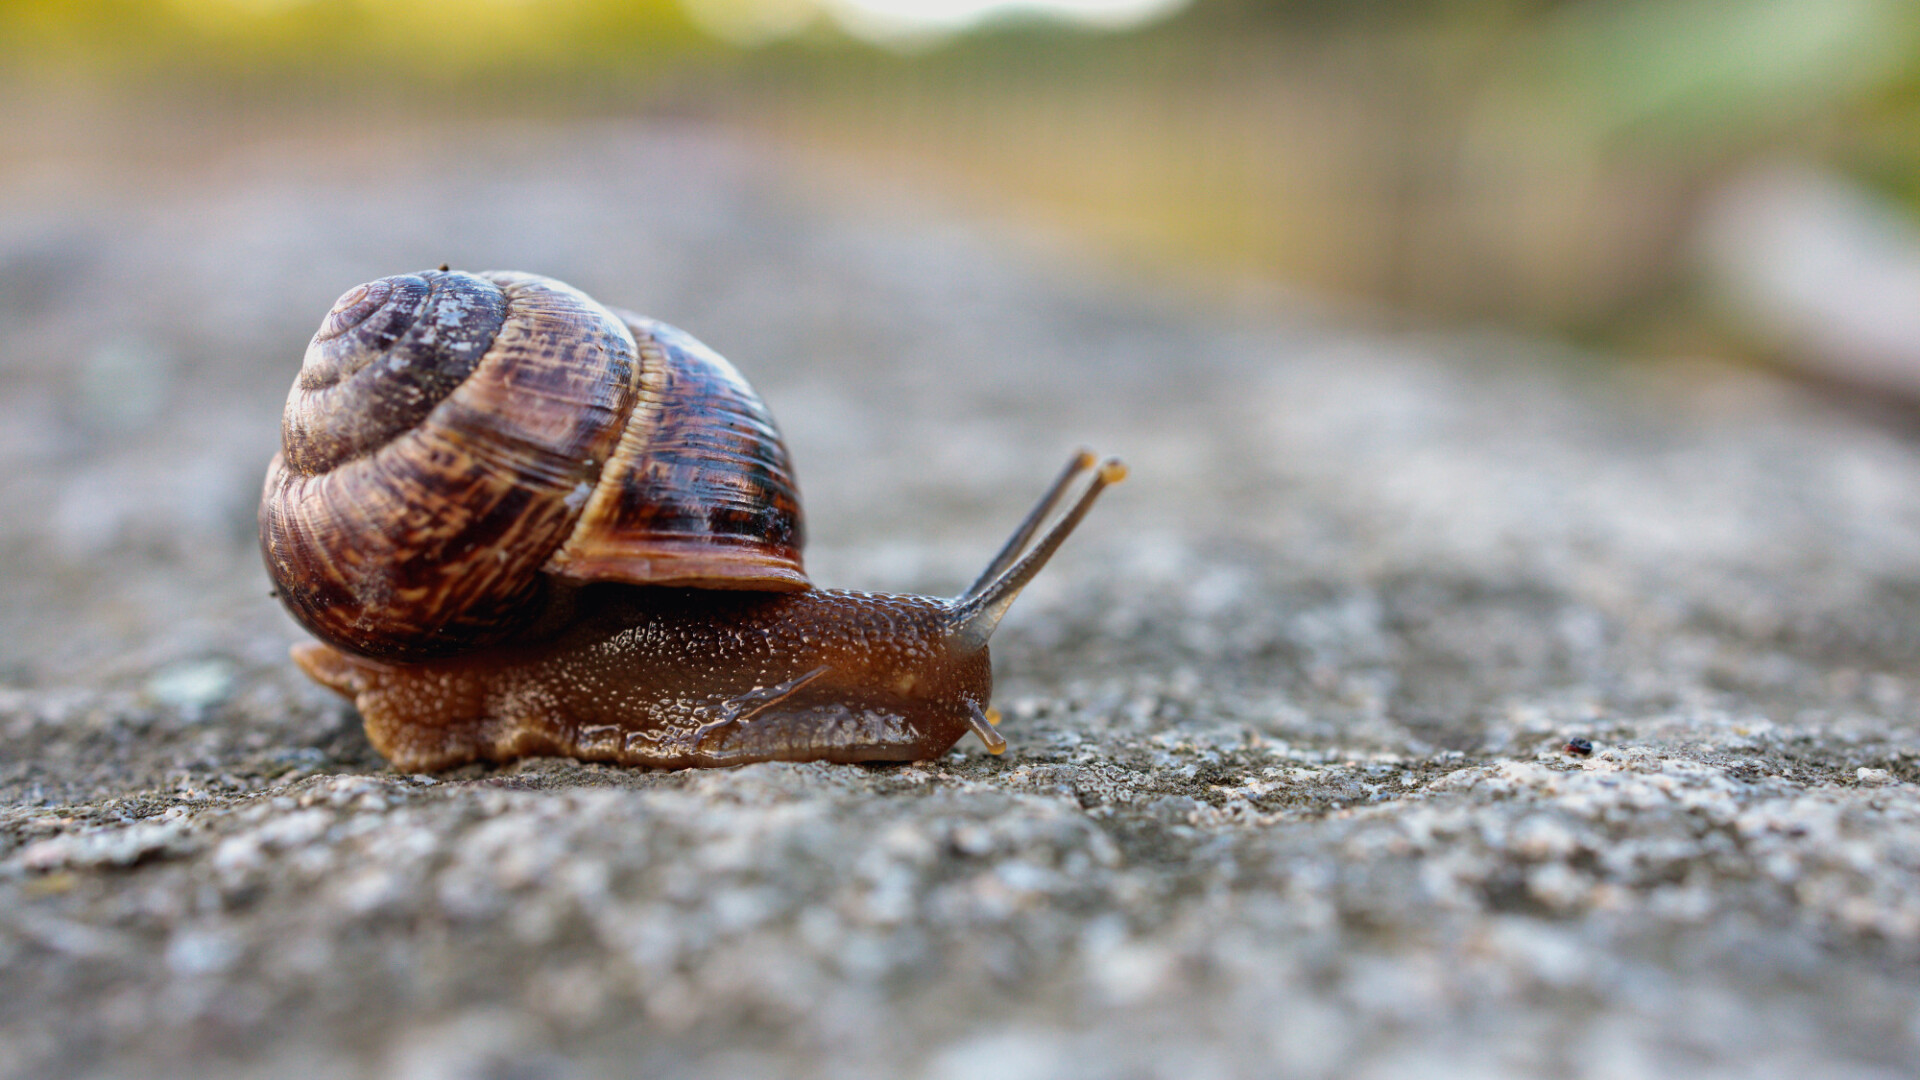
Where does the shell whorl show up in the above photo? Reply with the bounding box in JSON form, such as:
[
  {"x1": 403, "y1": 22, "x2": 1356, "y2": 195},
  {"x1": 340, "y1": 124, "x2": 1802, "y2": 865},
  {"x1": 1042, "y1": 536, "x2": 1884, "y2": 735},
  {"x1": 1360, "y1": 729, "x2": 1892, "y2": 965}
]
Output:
[{"x1": 262, "y1": 270, "x2": 808, "y2": 662}]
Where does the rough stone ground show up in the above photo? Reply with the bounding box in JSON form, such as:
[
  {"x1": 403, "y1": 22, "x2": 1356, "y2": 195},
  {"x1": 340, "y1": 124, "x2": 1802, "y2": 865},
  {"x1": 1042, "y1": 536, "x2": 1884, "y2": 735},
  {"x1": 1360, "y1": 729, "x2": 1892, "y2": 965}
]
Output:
[{"x1": 5, "y1": 120, "x2": 1920, "y2": 1079}]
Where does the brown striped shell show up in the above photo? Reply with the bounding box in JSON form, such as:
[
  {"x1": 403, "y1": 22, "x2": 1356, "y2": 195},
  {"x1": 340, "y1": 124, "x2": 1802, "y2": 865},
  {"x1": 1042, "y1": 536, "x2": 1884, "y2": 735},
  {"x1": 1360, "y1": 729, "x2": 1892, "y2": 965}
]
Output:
[{"x1": 260, "y1": 270, "x2": 807, "y2": 662}]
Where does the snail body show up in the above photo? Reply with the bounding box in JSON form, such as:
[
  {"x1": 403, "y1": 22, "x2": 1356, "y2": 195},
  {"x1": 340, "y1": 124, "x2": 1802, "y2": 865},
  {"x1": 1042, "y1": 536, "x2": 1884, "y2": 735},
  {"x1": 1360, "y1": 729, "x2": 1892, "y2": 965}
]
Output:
[
  {"x1": 294, "y1": 587, "x2": 987, "y2": 771},
  {"x1": 264, "y1": 269, "x2": 1121, "y2": 772}
]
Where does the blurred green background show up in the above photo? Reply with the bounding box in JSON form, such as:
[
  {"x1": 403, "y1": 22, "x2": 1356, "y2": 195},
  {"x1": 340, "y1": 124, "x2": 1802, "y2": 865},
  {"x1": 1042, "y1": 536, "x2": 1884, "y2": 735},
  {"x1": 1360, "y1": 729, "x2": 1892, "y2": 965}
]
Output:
[{"x1": 8, "y1": 0, "x2": 1920, "y2": 365}]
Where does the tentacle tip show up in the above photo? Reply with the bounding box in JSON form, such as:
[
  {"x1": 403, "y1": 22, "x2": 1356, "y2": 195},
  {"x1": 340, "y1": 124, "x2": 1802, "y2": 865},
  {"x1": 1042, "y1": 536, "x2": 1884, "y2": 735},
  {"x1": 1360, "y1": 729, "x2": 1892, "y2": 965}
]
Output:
[
  {"x1": 1072, "y1": 448, "x2": 1098, "y2": 470},
  {"x1": 967, "y1": 709, "x2": 1008, "y2": 754},
  {"x1": 1099, "y1": 459, "x2": 1128, "y2": 484}
]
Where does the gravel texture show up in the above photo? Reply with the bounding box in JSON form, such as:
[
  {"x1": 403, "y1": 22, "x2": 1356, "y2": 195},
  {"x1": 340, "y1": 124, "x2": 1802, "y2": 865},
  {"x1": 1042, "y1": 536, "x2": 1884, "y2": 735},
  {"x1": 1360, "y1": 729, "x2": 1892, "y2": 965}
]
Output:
[{"x1": 5, "y1": 119, "x2": 1920, "y2": 1079}]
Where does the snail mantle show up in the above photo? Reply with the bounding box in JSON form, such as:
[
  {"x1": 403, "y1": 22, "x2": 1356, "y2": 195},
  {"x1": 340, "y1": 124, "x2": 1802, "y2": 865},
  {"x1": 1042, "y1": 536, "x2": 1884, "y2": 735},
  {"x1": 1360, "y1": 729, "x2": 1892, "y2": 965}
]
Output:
[{"x1": 261, "y1": 268, "x2": 1123, "y2": 771}]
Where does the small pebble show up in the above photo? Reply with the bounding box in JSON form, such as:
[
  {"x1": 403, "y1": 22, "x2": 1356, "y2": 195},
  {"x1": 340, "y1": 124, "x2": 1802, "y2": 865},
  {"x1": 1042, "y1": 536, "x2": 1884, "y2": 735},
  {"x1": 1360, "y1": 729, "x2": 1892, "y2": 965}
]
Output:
[
  {"x1": 146, "y1": 659, "x2": 236, "y2": 715},
  {"x1": 1564, "y1": 738, "x2": 1594, "y2": 758}
]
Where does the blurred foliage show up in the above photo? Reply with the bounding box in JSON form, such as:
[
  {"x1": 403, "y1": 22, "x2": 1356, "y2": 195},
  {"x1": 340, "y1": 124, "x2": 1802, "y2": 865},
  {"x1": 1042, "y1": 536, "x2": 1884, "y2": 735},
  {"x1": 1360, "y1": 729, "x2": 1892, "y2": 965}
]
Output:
[
  {"x1": 7, "y1": 0, "x2": 1920, "y2": 337},
  {"x1": 0, "y1": 0, "x2": 709, "y2": 81}
]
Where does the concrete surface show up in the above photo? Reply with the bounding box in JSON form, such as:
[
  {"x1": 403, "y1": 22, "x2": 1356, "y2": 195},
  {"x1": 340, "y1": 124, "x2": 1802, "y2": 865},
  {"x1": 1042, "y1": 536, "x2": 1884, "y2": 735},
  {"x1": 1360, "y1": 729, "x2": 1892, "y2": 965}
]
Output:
[{"x1": 4, "y1": 120, "x2": 1920, "y2": 1079}]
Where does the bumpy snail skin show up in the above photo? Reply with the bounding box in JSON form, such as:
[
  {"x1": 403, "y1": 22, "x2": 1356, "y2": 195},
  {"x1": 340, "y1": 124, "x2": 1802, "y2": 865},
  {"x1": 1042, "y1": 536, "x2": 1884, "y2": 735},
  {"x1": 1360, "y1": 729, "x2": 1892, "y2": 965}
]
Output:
[{"x1": 293, "y1": 587, "x2": 989, "y2": 771}]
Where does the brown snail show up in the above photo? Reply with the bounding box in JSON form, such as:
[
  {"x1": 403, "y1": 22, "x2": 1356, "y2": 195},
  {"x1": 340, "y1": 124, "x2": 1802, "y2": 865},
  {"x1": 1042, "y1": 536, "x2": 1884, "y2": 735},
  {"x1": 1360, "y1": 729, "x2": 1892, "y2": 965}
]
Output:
[{"x1": 262, "y1": 269, "x2": 1123, "y2": 771}]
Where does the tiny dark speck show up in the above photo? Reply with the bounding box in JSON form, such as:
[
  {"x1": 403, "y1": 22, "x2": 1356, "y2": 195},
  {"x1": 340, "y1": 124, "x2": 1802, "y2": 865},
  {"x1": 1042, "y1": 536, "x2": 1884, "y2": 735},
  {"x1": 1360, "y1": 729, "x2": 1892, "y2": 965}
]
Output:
[
  {"x1": 1564, "y1": 737, "x2": 1593, "y2": 757},
  {"x1": 268, "y1": 588, "x2": 280, "y2": 599},
  {"x1": 438, "y1": 263, "x2": 451, "y2": 272}
]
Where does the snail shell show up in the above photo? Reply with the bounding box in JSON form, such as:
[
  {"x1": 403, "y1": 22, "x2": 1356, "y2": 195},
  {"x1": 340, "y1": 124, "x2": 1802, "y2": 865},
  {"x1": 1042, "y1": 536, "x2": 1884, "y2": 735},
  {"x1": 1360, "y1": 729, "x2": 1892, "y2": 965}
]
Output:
[{"x1": 260, "y1": 270, "x2": 806, "y2": 661}]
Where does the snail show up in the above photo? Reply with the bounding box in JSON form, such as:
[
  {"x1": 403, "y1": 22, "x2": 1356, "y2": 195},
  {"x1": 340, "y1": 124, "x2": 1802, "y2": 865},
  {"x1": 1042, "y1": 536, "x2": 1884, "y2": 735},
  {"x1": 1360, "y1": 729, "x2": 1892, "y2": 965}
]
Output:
[{"x1": 261, "y1": 269, "x2": 1123, "y2": 772}]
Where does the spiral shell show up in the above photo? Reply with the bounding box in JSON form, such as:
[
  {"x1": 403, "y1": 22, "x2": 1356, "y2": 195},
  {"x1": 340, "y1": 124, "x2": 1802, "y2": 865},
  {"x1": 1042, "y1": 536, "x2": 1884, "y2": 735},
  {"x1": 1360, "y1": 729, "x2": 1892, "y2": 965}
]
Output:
[{"x1": 261, "y1": 270, "x2": 806, "y2": 661}]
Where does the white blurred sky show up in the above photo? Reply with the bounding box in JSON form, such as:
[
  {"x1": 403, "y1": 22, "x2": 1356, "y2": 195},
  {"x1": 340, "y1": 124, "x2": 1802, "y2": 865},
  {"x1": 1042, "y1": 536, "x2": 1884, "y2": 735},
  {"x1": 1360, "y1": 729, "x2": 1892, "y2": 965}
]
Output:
[{"x1": 681, "y1": 0, "x2": 1189, "y2": 46}]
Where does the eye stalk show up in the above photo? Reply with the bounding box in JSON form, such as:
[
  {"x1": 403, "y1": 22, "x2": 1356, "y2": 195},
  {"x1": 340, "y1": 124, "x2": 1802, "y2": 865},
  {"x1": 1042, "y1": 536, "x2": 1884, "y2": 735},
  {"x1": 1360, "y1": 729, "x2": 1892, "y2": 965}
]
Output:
[{"x1": 945, "y1": 451, "x2": 1127, "y2": 655}]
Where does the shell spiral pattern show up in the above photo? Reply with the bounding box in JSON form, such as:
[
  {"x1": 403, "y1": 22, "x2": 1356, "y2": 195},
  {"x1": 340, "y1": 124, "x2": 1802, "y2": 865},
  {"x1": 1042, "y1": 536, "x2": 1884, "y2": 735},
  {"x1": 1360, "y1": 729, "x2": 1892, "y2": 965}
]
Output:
[{"x1": 261, "y1": 270, "x2": 807, "y2": 662}]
